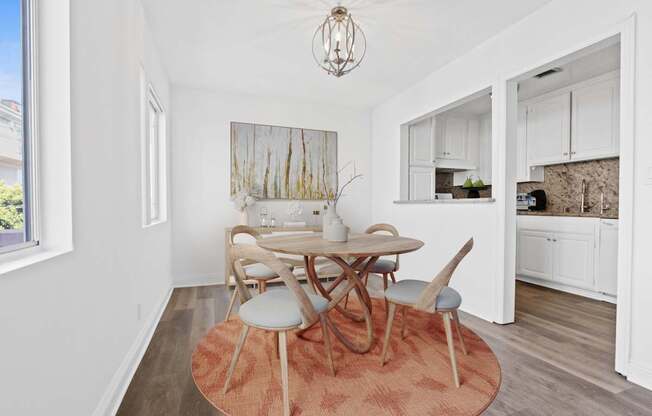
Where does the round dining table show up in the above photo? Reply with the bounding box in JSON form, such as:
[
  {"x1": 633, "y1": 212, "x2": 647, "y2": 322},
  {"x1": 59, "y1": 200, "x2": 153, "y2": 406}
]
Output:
[{"x1": 257, "y1": 232, "x2": 424, "y2": 354}]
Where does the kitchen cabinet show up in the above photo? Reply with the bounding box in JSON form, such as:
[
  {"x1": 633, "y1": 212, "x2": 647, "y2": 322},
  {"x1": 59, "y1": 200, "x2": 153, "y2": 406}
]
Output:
[
  {"x1": 409, "y1": 118, "x2": 435, "y2": 167},
  {"x1": 553, "y1": 232, "x2": 595, "y2": 290},
  {"x1": 597, "y1": 219, "x2": 618, "y2": 296},
  {"x1": 571, "y1": 76, "x2": 620, "y2": 161},
  {"x1": 409, "y1": 166, "x2": 434, "y2": 200},
  {"x1": 517, "y1": 230, "x2": 554, "y2": 280},
  {"x1": 435, "y1": 115, "x2": 467, "y2": 160},
  {"x1": 516, "y1": 104, "x2": 544, "y2": 183},
  {"x1": 523, "y1": 71, "x2": 620, "y2": 167},
  {"x1": 526, "y1": 91, "x2": 571, "y2": 166},
  {"x1": 516, "y1": 216, "x2": 617, "y2": 300}
]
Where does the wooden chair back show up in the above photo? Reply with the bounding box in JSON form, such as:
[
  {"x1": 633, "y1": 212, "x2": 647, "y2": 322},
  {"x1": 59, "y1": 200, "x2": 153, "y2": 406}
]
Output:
[
  {"x1": 230, "y1": 225, "x2": 262, "y2": 244},
  {"x1": 414, "y1": 238, "x2": 474, "y2": 313},
  {"x1": 365, "y1": 223, "x2": 400, "y2": 270},
  {"x1": 230, "y1": 244, "x2": 319, "y2": 329}
]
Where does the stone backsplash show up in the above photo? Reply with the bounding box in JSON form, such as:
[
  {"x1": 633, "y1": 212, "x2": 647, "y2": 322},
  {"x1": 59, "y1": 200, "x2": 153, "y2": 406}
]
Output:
[{"x1": 517, "y1": 157, "x2": 619, "y2": 218}]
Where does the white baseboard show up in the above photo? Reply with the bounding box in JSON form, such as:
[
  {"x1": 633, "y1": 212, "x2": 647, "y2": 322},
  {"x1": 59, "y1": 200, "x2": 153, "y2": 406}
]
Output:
[
  {"x1": 516, "y1": 275, "x2": 617, "y2": 304},
  {"x1": 628, "y1": 362, "x2": 652, "y2": 391},
  {"x1": 173, "y1": 274, "x2": 223, "y2": 288},
  {"x1": 92, "y1": 286, "x2": 173, "y2": 416}
]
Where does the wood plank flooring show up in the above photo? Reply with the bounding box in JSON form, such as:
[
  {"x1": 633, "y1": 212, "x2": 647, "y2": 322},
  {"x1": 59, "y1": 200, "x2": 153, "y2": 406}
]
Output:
[{"x1": 117, "y1": 281, "x2": 652, "y2": 415}]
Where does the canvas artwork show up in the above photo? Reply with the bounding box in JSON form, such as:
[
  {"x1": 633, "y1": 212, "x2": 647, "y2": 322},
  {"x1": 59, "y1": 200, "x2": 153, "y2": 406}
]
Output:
[{"x1": 230, "y1": 122, "x2": 338, "y2": 200}]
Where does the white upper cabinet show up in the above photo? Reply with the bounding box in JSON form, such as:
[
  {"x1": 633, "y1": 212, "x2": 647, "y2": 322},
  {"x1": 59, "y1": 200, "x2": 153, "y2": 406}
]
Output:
[
  {"x1": 409, "y1": 166, "x2": 434, "y2": 200},
  {"x1": 440, "y1": 116, "x2": 468, "y2": 160},
  {"x1": 526, "y1": 91, "x2": 571, "y2": 166},
  {"x1": 409, "y1": 118, "x2": 435, "y2": 167},
  {"x1": 516, "y1": 104, "x2": 544, "y2": 183},
  {"x1": 523, "y1": 71, "x2": 620, "y2": 167},
  {"x1": 571, "y1": 76, "x2": 620, "y2": 161}
]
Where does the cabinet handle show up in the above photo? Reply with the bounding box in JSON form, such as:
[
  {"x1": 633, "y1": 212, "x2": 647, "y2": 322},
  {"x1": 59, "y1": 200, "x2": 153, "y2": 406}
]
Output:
[
  {"x1": 563, "y1": 152, "x2": 569, "y2": 156},
  {"x1": 552, "y1": 239, "x2": 557, "y2": 242},
  {"x1": 571, "y1": 151, "x2": 576, "y2": 155}
]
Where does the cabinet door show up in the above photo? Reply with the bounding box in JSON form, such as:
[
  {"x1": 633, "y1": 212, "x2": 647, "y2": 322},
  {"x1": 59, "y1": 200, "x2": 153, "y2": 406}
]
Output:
[
  {"x1": 409, "y1": 166, "x2": 434, "y2": 200},
  {"x1": 434, "y1": 115, "x2": 446, "y2": 159},
  {"x1": 443, "y1": 116, "x2": 468, "y2": 160},
  {"x1": 517, "y1": 230, "x2": 554, "y2": 280},
  {"x1": 409, "y1": 118, "x2": 434, "y2": 166},
  {"x1": 597, "y1": 220, "x2": 618, "y2": 296},
  {"x1": 553, "y1": 232, "x2": 595, "y2": 289},
  {"x1": 571, "y1": 77, "x2": 620, "y2": 160},
  {"x1": 478, "y1": 113, "x2": 492, "y2": 184},
  {"x1": 526, "y1": 92, "x2": 571, "y2": 165},
  {"x1": 516, "y1": 104, "x2": 544, "y2": 183}
]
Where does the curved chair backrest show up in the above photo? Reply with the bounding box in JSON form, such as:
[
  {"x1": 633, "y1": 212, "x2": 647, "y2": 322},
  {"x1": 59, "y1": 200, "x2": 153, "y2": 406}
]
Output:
[
  {"x1": 230, "y1": 244, "x2": 319, "y2": 329},
  {"x1": 414, "y1": 238, "x2": 474, "y2": 313},
  {"x1": 365, "y1": 223, "x2": 400, "y2": 270},
  {"x1": 230, "y1": 225, "x2": 262, "y2": 244}
]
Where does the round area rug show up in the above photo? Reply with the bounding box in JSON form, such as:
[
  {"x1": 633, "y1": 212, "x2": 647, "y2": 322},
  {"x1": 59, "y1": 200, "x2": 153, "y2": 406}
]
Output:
[{"x1": 192, "y1": 297, "x2": 501, "y2": 415}]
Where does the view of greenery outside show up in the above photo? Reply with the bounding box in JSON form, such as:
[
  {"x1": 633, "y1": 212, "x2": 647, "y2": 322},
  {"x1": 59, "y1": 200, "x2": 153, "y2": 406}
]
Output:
[{"x1": 0, "y1": 180, "x2": 24, "y2": 230}]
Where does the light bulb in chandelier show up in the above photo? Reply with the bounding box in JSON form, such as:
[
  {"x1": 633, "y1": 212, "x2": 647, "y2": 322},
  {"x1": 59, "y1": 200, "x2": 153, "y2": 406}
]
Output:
[{"x1": 312, "y1": 6, "x2": 366, "y2": 77}]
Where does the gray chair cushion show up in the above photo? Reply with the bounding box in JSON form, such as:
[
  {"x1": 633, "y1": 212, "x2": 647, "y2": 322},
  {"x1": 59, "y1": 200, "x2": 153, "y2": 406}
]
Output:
[
  {"x1": 239, "y1": 288, "x2": 329, "y2": 329},
  {"x1": 243, "y1": 263, "x2": 294, "y2": 280},
  {"x1": 384, "y1": 279, "x2": 462, "y2": 310},
  {"x1": 367, "y1": 259, "x2": 397, "y2": 274}
]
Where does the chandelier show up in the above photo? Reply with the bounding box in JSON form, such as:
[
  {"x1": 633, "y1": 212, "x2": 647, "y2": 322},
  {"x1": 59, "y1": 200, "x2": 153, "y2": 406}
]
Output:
[{"x1": 312, "y1": 6, "x2": 366, "y2": 77}]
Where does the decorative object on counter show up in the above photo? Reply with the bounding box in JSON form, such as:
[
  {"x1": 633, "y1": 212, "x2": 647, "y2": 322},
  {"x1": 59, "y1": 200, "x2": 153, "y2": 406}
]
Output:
[
  {"x1": 311, "y1": 209, "x2": 321, "y2": 226},
  {"x1": 259, "y1": 206, "x2": 268, "y2": 227},
  {"x1": 322, "y1": 161, "x2": 363, "y2": 242},
  {"x1": 231, "y1": 191, "x2": 256, "y2": 225},
  {"x1": 230, "y1": 122, "x2": 337, "y2": 200},
  {"x1": 462, "y1": 175, "x2": 488, "y2": 199},
  {"x1": 287, "y1": 201, "x2": 304, "y2": 222}
]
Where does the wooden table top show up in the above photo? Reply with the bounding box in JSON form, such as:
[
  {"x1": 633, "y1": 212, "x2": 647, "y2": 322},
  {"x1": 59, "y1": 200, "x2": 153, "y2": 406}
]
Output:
[{"x1": 257, "y1": 233, "x2": 424, "y2": 257}]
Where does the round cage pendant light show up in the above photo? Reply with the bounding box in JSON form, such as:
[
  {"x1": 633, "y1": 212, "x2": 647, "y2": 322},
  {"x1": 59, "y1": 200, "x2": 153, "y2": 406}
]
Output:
[{"x1": 312, "y1": 6, "x2": 366, "y2": 77}]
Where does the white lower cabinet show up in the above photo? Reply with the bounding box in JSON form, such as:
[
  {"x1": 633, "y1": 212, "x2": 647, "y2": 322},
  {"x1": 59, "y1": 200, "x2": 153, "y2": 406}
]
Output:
[
  {"x1": 409, "y1": 166, "x2": 434, "y2": 200},
  {"x1": 516, "y1": 216, "x2": 617, "y2": 300},
  {"x1": 517, "y1": 230, "x2": 553, "y2": 280},
  {"x1": 553, "y1": 232, "x2": 595, "y2": 290}
]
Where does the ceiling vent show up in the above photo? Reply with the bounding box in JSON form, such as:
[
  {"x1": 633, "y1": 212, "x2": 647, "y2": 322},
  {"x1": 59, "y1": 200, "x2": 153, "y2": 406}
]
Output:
[{"x1": 534, "y1": 67, "x2": 563, "y2": 78}]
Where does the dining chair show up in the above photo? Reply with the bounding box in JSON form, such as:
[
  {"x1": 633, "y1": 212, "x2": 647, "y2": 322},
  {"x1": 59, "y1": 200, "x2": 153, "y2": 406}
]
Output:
[
  {"x1": 224, "y1": 225, "x2": 296, "y2": 322},
  {"x1": 350, "y1": 223, "x2": 401, "y2": 312},
  {"x1": 223, "y1": 243, "x2": 336, "y2": 416},
  {"x1": 380, "y1": 238, "x2": 474, "y2": 388}
]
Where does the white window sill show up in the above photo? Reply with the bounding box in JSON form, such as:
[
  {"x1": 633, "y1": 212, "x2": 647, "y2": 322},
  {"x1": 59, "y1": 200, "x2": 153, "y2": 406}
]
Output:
[{"x1": 0, "y1": 244, "x2": 73, "y2": 276}]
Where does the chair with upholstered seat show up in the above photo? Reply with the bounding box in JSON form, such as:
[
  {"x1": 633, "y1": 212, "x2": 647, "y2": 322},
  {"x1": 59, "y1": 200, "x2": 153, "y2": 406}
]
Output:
[
  {"x1": 350, "y1": 223, "x2": 401, "y2": 312},
  {"x1": 223, "y1": 244, "x2": 336, "y2": 416},
  {"x1": 224, "y1": 225, "x2": 296, "y2": 322},
  {"x1": 380, "y1": 238, "x2": 474, "y2": 388}
]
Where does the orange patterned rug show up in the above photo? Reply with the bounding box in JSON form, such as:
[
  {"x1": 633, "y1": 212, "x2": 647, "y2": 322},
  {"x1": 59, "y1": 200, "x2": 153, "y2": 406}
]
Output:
[{"x1": 192, "y1": 297, "x2": 501, "y2": 415}]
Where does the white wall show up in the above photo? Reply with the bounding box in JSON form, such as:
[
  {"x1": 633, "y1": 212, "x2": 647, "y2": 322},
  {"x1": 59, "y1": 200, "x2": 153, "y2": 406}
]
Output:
[
  {"x1": 371, "y1": 0, "x2": 652, "y2": 389},
  {"x1": 0, "y1": 1, "x2": 173, "y2": 415},
  {"x1": 171, "y1": 87, "x2": 371, "y2": 286}
]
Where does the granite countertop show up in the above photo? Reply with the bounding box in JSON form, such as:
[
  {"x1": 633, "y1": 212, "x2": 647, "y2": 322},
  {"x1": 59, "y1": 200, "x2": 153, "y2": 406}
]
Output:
[
  {"x1": 394, "y1": 198, "x2": 495, "y2": 204},
  {"x1": 517, "y1": 210, "x2": 618, "y2": 220}
]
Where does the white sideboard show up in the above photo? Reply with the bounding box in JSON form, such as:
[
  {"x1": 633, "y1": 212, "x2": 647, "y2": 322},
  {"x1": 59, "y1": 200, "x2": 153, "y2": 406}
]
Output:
[{"x1": 516, "y1": 215, "x2": 618, "y2": 302}]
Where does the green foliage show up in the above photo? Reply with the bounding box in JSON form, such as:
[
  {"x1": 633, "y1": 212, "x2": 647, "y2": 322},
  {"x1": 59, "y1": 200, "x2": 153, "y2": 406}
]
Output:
[{"x1": 0, "y1": 181, "x2": 24, "y2": 230}]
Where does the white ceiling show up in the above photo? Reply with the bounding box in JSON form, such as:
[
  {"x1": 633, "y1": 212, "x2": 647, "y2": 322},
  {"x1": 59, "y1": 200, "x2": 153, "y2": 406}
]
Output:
[{"x1": 142, "y1": 0, "x2": 552, "y2": 108}]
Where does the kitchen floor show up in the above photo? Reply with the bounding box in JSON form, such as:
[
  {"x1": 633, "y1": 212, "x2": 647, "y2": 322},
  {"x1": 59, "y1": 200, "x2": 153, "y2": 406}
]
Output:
[{"x1": 117, "y1": 281, "x2": 652, "y2": 416}]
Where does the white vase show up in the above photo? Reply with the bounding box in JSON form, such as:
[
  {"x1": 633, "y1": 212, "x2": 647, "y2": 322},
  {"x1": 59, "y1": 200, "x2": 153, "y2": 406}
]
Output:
[
  {"x1": 322, "y1": 206, "x2": 337, "y2": 235},
  {"x1": 239, "y1": 209, "x2": 249, "y2": 225},
  {"x1": 323, "y1": 206, "x2": 349, "y2": 242}
]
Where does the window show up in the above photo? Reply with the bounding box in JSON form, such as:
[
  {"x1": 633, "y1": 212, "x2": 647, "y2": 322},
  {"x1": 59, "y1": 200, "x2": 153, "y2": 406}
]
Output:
[
  {"x1": 141, "y1": 81, "x2": 167, "y2": 227},
  {"x1": 0, "y1": 0, "x2": 38, "y2": 252},
  {"x1": 399, "y1": 88, "x2": 493, "y2": 201}
]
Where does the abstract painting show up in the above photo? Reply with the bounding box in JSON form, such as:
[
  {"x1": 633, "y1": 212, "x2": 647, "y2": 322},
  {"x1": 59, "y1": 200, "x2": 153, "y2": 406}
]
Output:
[{"x1": 230, "y1": 122, "x2": 338, "y2": 200}]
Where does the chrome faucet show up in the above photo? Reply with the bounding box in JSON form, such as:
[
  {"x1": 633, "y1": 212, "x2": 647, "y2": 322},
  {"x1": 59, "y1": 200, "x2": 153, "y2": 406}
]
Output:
[
  {"x1": 600, "y1": 192, "x2": 610, "y2": 216},
  {"x1": 580, "y1": 179, "x2": 590, "y2": 213}
]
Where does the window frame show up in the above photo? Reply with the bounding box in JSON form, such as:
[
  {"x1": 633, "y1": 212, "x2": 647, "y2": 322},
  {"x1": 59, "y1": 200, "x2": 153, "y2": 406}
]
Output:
[
  {"x1": 140, "y1": 76, "x2": 168, "y2": 228},
  {"x1": 0, "y1": 0, "x2": 40, "y2": 254}
]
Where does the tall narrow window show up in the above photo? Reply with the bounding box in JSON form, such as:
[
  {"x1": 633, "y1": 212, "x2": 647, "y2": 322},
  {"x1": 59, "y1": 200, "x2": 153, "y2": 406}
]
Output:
[
  {"x1": 0, "y1": 0, "x2": 38, "y2": 252},
  {"x1": 142, "y1": 84, "x2": 167, "y2": 226}
]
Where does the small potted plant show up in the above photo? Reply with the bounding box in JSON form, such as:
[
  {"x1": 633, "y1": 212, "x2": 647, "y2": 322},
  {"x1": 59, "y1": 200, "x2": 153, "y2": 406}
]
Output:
[{"x1": 462, "y1": 175, "x2": 487, "y2": 199}]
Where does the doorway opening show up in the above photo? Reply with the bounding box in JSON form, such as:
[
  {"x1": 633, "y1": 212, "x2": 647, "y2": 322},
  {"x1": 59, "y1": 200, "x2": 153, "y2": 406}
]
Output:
[{"x1": 503, "y1": 29, "x2": 634, "y2": 385}]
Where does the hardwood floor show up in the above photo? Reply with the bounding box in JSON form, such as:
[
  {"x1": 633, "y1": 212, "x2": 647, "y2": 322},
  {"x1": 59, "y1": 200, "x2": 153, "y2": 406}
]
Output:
[{"x1": 117, "y1": 281, "x2": 652, "y2": 415}]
